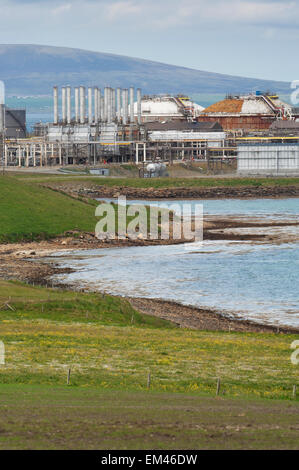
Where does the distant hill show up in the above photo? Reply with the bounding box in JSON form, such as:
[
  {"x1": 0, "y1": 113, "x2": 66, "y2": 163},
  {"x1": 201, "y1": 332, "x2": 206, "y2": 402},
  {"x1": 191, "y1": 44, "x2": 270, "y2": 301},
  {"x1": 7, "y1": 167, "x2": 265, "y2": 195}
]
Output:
[{"x1": 0, "y1": 44, "x2": 291, "y2": 97}]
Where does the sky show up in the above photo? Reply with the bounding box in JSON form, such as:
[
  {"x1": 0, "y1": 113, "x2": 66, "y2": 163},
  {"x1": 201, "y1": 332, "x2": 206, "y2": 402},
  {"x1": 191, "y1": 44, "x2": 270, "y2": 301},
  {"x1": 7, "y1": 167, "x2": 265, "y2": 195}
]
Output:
[{"x1": 0, "y1": 0, "x2": 298, "y2": 81}]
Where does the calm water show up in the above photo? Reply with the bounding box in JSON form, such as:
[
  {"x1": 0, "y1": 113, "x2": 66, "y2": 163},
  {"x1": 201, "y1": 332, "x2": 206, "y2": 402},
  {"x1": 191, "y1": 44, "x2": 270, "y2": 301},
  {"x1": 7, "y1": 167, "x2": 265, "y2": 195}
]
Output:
[
  {"x1": 99, "y1": 197, "x2": 299, "y2": 220},
  {"x1": 51, "y1": 198, "x2": 299, "y2": 328}
]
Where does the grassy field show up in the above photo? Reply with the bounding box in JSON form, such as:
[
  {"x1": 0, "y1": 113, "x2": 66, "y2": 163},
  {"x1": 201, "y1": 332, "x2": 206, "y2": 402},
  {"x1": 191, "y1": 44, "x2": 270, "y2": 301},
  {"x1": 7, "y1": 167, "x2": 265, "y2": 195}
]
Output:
[
  {"x1": 9, "y1": 171, "x2": 299, "y2": 189},
  {"x1": 0, "y1": 175, "x2": 98, "y2": 242},
  {"x1": 0, "y1": 174, "x2": 154, "y2": 242},
  {"x1": 0, "y1": 385, "x2": 298, "y2": 450},
  {"x1": 75, "y1": 175, "x2": 299, "y2": 189},
  {"x1": 0, "y1": 280, "x2": 298, "y2": 399},
  {"x1": 0, "y1": 280, "x2": 298, "y2": 449}
]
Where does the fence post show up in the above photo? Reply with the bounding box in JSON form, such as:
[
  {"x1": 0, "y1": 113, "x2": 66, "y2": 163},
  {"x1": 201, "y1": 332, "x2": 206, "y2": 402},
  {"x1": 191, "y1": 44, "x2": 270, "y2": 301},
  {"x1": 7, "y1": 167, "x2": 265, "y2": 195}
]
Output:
[
  {"x1": 67, "y1": 367, "x2": 71, "y2": 385},
  {"x1": 147, "y1": 372, "x2": 151, "y2": 389},
  {"x1": 216, "y1": 378, "x2": 221, "y2": 396}
]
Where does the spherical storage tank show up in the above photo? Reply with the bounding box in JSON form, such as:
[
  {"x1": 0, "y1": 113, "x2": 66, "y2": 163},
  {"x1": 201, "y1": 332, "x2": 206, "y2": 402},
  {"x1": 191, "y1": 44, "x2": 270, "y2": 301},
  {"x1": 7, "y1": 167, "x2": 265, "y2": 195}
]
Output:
[{"x1": 146, "y1": 162, "x2": 167, "y2": 176}]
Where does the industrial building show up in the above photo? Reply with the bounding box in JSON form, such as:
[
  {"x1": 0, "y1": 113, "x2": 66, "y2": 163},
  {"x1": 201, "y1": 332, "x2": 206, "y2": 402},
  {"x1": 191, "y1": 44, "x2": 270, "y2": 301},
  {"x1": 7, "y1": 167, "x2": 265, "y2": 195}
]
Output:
[
  {"x1": 269, "y1": 120, "x2": 299, "y2": 136},
  {"x1": 0, "y1": 85, "x2": 227, "y2": 167},
  {"x1": 0, "y1": 105, "x2": 26, "y2": 138},
  {"x1": 138, "y1": 121, "x2": 227, "y2": 163},
  {"x1": 131, "y1": 95, "x2": 204, "y2": 122},
  {"x1": 237, "y1": 143, "x2": 299, "y2": 175},
  {"x1": 197, "y1": 92, "x2": 296, "y2": 132},
  {"x1": 3, "y1": 85, "x2": 299, "y2": 175}
]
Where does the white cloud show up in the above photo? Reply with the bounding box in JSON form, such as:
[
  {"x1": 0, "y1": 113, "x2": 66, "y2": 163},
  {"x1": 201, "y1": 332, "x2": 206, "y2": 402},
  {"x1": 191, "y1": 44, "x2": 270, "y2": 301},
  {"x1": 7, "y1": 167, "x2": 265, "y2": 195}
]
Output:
[
  {"x1": 105, "y1": 1, "x2": 142, "y2": 20},
  {"x1": 3, "y1": 0, "x2": 299, "y2": 28},
  {"x1": 153, "y1": 0, "x2": 299, "y2": 28},
  {"x1": 51, "y1": 3, "x2": 72, "y2": 16}
]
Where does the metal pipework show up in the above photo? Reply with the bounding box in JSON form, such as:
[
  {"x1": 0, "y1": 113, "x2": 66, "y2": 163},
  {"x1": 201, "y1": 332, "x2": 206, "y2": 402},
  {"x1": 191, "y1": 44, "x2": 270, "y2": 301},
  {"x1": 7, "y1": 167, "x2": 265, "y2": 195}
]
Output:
[
  {"x1": 130, "y1": 87, "x2": 135, "y2": 124},
  {"x1": 79, "y1": 86, "x2": 86, "y2": 124},
  {"x1": 66, "y1": 86, "x2": 71, "y2": 124},
  {"x1": 137, "y1": 88, "x2": 142, "y2": 125},
  {"x1": 75, "y1": 87, "x2": 79, "y2": 123},
  {"x1": 61, "y1": 87, "x2": 66, "y2": 123},
  {"x1": 116, "y1": 87, "x2": 121, "y2": 123},
  {"x1": 53, "y1": 86, "x2": 59, "y2": 124},
  {"x1": 88, "y1": 87, "x2": 93, "y2": 124}
]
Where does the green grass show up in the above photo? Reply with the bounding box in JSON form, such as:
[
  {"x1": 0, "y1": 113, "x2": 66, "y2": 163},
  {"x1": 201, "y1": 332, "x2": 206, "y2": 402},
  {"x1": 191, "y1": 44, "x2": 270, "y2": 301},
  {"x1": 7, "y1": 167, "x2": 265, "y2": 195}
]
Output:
[
  {"x1": 80, "y1": 175, "x2": 299, "y2": 189},
  {"x1": 0, "y1": 280, "x2": 298, "y2": 449},
  {"x1": 0, "y1": 175, "x2": 160, "y2": 242},
  {"x1": 0, "y1": 385, "x2": 298, "y2": 449},
  {"x1": 0, "y1": 280, "x2": 298, "y2": 401},
  {"x1": 9, "y1": 172, "x2": 299, "y2": 189},
  {"x1": 0, "y1": 175, "x2": 97, "y2": 242},
  {"x1": 0, "y1": 280, "x2": 173, "y2": 328}
]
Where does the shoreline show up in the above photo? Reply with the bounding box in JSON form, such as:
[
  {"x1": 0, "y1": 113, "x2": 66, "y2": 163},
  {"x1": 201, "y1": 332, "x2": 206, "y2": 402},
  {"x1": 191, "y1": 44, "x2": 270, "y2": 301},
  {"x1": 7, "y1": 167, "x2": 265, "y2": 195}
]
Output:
[
  {"x1": 127, "y1": 297, "x2": 299, "y2": 335},
  {"x1": 44, "y1": 181, "x2": 299, "y2": 200},
  {"x1": 1, "y1": 221, "x2": 298, "y2": 335}
]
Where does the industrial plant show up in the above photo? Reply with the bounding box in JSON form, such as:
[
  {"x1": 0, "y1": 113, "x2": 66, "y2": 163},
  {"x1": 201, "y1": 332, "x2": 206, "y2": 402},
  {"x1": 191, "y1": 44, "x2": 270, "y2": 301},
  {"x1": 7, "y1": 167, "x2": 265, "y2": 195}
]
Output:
[
  {"x1": 198, "y1": 92, "x2": 297, "y2": 131},
  {"x1": 1, "y1": 85, "x2": 299, "y2": 175}
]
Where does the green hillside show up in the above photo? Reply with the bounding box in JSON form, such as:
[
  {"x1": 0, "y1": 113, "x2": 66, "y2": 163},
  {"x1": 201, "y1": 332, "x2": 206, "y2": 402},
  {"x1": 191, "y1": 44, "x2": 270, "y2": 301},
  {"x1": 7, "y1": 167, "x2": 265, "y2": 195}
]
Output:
[{"x1": 0, "y1": 175, "x2": 96, "y2": 242}]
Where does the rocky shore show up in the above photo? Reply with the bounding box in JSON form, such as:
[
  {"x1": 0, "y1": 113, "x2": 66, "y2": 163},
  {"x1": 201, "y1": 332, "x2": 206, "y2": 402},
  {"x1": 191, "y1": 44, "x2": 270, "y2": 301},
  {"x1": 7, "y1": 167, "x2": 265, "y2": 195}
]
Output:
[{"x1": 46, "y1": 182, "x2": 299, "y2": 200}]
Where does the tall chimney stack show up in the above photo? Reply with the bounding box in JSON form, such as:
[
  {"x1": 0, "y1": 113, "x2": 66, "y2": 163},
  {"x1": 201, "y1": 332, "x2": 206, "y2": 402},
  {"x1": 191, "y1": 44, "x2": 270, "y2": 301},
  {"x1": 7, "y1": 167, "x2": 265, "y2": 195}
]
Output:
[
  {"x1": 130, "y1": 87, "x2": 135, "y2": 124},
  {"x1": 137, "y1": 88, "x2": 142, "y2": 125},
  {"x1": 0, "y1": 104, "x2": 4, "y2": 132},
  {"x1": 53, "y1": 86, "x2": 59, "y2": 124},
  {"x1": 104, "y1": 87, "x2": 109, "y2": 123},
  {"x1": 122, "y1": 89, "x2": 129, "y2": 125},
  {"x1": 80, "y1": 86, "x2": 86, "y2": 124},
  {"x1": 112, "y1": 88, "x2": 116, "y2": 121},
  {"x1": 61, "y1": 87, "x2": 66, "y2": 124},
  {"x1": 107, "y1": 87, "x2": 112, "y2": 123},
  {"x1": 75, "y1": 87, "x2": 79, "y2": 123},
  {"x1": 88, "y1": 87, "x2": 93, "y2": 124},
  {"x1": 66, "y1": 86, "x2": 71, "y2": 124},
  {"x1": 94, "y1": 87, "x2": 99, "y2": 123},
  {"x1": 98, "y1": 89, "x2": 102, "y2": 123},
  {"x1": 116, "y1": 88, "x2": 121, "y2": 123}
]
